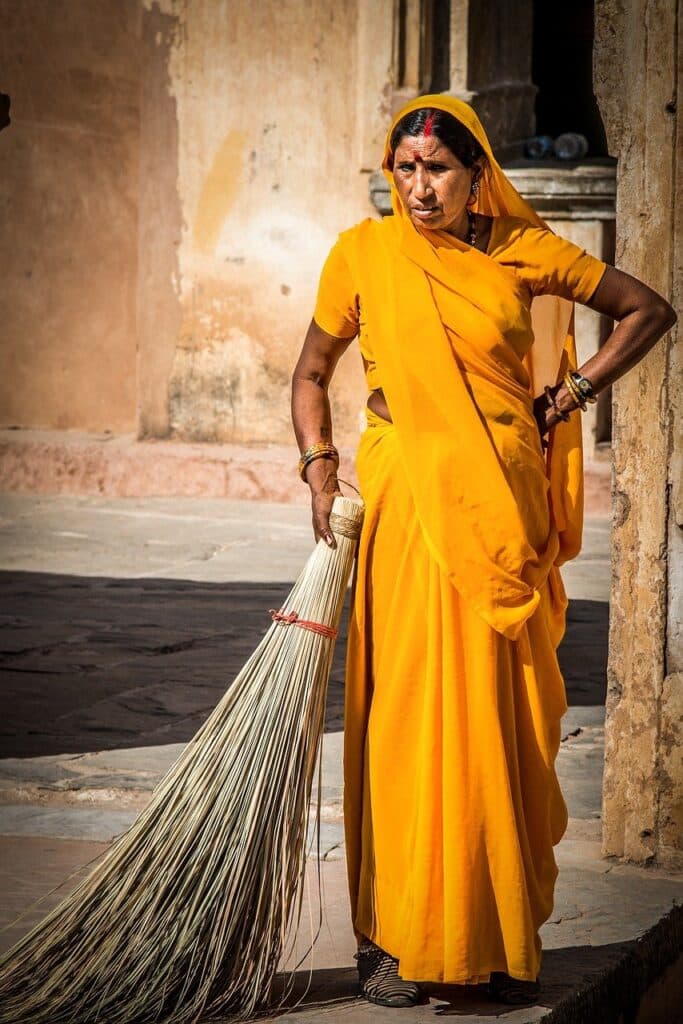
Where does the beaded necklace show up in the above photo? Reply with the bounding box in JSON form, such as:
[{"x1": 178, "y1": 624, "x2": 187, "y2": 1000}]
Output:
[{"x1": 466, "y1": 209, "x2": 477, "y2": 247}]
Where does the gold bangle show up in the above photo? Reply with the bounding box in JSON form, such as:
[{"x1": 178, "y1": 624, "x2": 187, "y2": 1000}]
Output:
[
  {"x1": 299, "y1": 450, "x2": 339, "y2": 483},
  {"x1": 298, "y1": 442, "x2": 339, "y2": 481},
  {"x1": 563, "y1": 372, "x2": 584, "y2": 408},
  {"x1": 299, "y1": 441, "x2": 338, "y2": 465}
]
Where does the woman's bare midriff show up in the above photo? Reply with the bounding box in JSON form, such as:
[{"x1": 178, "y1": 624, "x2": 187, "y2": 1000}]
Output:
[{"x1": 367, "y1": 388, "x2": 393, "y2": 423}]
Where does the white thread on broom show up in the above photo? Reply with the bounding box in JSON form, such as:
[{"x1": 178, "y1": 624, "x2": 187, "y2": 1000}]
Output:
[{"x1": 0, "y1": 494, "x2": 364, "y2": 1024}]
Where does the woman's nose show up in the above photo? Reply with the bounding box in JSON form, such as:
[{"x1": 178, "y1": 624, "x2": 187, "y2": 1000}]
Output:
[{"x1": 413, "y1": 168, "x2": 433, "y2": 199}]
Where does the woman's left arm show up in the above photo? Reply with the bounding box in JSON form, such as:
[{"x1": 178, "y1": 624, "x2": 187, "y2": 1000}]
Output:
[{"x1": 541, "y1": 266, "x2": 677, "y2": 429}]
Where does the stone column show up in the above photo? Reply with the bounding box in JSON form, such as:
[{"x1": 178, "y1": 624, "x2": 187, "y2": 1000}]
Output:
[
  {"x1": 450, "y1": 0, "x2": 536, "y2": 156},
  {"x1": 593, "y1": 0, "x2": 682, "y2": 869}
]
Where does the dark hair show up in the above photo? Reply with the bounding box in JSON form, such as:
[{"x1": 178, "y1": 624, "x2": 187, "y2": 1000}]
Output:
[{"x1": 388, "y1": 108, "x2": 485, "y2": 169}]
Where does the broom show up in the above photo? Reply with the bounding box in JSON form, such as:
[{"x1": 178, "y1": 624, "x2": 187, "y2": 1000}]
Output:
[{"x1": 0, "y1": 493, "x2": 364, "y2": 1024}]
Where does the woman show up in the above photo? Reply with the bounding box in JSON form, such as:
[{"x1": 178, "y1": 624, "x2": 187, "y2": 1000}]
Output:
[{"x1": 291, "y1": 95, "x2": 675, "y2": 1008}]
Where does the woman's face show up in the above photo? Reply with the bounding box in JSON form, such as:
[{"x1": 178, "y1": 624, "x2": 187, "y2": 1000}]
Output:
[{"x1": 392, "y1": 133, "x2": 480, "y2": 234}]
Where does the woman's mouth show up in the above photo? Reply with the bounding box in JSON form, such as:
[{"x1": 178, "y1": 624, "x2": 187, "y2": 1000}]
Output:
[{"x1": 411, "y1": 207, "x2": 439, "y2": 219}]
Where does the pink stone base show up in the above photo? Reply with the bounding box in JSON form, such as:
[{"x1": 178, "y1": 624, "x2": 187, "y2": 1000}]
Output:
[
  {"x1": 0, "y1": 429, "x2": 611, "y2": 516},
  {"x1": 0, "y1": 430, "x2": 357, "y2": 505}
]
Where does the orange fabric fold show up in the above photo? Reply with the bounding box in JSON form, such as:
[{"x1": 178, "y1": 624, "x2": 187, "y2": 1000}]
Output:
[
  {"x1": 345, "y1": 216, "x2": 551, "y2": 639},
  {"x1": 381, "y1": 94, "x2": 585, "y2": 572}
]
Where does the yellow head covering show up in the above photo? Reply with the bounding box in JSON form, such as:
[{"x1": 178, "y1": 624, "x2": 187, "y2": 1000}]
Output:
[
  {"x1": 382, "y1": 94, "x2": 547, "y2": 222},
  {"x1": 381, "y1": 94, "x2": 583, "y2": 566}
]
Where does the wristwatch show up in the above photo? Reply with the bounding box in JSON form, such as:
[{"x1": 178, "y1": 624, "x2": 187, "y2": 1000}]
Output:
[{"x1": 569, "y1": 371, "x2": 597, "y2": 404}]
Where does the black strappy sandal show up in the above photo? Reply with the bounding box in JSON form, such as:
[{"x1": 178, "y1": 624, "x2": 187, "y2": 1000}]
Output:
[
  {"x1": 354, "y1": 941, "x2": 423, "y2": 1007},
  {"x1": 488, "y1": 971, "x2": 541, "y2": 1005}
]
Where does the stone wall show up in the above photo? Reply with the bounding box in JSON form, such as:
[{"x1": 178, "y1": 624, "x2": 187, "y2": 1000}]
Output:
[
  {"x1": 594, "y1": 0, "x2": 682, "y2": 869},
  {"x1": 0, "y1": 0, "x2": 141, "y2": 433},
  {"x1": 0, "y1": 0, "x2": 377, "y2": 447},
  {"x1": 0, "y1": 0, "x2": 547, "y2": 451},
  {"x1": 153, "y1": 0, "x2": 373, "y2": 446}
]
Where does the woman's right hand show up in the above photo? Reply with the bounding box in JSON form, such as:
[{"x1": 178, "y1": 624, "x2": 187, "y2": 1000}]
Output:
[
  {"x1": 291, "y1": 320, "x2": 355, "y2": 548},
  {"x1": 305, "y1": 458, "x2": 342, "y2": 548}
]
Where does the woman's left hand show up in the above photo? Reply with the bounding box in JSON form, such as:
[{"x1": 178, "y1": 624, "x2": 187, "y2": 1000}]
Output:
[
  {"x1": 532, "y1": 393, "x2": 548, "y2": 438},
  {"x1": 532, "y1": 392, "x2": 551, "y2": 449}
]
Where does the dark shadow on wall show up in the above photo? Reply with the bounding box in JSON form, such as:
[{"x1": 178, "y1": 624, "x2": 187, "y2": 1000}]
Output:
[
  {"x1": 0, "y1": 571, "x2": 607, "y2": 759},
  {"x1": 0, "y1": 93, "x2": 10, "y2": 132},
  {"x1": 532, "y1": 0, "x2": 609, "y2": 156}
]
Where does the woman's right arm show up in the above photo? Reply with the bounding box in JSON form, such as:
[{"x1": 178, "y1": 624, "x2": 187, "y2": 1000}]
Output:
[{"x1": 291, "y1": 318, "x2": 355, "y2": 547}]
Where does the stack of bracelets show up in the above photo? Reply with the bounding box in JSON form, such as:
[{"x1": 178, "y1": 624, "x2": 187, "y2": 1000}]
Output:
[
  {"x1": 298, "y1": 441, "x2": 339, "y2": 482},
  {"x1": 544, "y1": 370, "x2": 597, "y2": 422}
]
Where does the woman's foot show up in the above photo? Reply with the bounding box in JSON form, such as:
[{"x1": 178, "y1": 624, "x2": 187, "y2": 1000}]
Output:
[
  {"x1": 354, "y1": 940, "x2": 422, "y2": 1007},
  {"x1": 488, "y1": 971, "x2": 541, "y2": 1005}
]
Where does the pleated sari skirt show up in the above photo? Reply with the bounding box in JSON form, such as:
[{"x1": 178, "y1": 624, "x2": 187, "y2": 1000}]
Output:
[{"x1": 343, "y1": 409, "x2": 570, "y2": 985}]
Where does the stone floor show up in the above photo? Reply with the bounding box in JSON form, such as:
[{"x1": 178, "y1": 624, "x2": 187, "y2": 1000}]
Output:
[{"x1": 0, "y1": 493, "x2": 680, "y2": 1022}]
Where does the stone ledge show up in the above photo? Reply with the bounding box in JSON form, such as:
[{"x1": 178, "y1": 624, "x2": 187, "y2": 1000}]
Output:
[
  {"x1": 0, "y1": 429, "x2": 357, "y2": 505},
  {"x1": 542, "y1": 903, "x2": 683, "y2": 1024},
  {"x1": 0, "y1": 428, "x2": 610, "y2": 515}
]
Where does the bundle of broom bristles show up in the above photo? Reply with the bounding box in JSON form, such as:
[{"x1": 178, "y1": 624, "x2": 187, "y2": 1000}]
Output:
[{"x1": 0, "y1": 494, "x2": 364, "y2": 1024}]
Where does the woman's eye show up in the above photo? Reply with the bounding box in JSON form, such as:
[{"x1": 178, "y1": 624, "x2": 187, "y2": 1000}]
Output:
[{"x1": 398, "y1": 163, "x2": 414, "y2": 172}]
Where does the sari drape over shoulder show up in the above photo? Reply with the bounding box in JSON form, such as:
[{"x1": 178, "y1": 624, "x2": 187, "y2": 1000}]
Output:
[{"x1": 313, "y1": 95, "x2": 607, "y2": 984}]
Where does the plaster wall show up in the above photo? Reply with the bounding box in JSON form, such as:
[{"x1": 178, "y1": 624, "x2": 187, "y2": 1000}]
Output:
[
  {"x1": 0, "y1": 0, "x2": 141, "y2": 433},
  {"x1": 0, "y1": 0, "x2": 380, "y2": 447},
  {"x1": 594, "y1": 0, "x2": 682, "y2": 868},
  {"x1": 0, "y1": 0, "x2": 631, "y2": 478},
  {"x1": 151, "y1": 0, "x2": 373, "y2": 447}
]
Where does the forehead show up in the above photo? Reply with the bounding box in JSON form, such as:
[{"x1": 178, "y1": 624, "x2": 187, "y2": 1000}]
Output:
[{"x1": 393, "y1": 133, "x2": 462, "y2": 164}]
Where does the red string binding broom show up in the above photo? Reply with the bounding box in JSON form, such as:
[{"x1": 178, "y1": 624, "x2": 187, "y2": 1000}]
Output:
[{"x1": 0, "y1": 494, "x2": 364, "y2": 1024}]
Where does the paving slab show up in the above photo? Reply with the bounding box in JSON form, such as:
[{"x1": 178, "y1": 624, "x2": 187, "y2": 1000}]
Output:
[
  {"x1": 0, "y1": 493, "x2": 313, "y2": 581},
  {"x1": 2, "y1": 494, "x2": 680, "y2": 1023},
  {"x1": 0, "y1": 493, "x2": 609, "y2": 589},
  {"x1": 1, "y1": 834, "x2": 678, "y2": 1021}
]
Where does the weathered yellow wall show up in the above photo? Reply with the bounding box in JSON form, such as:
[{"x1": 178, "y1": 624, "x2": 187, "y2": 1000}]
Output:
[
  {"x1": 0, "y1": 0, "x2": 378, "y2": 445},
  {"x1": 156, "y1": 0, "x2": 373, "y2": 446},
  {"x1": 0, "y1": 0, "x2": 141, "y2": 433}
]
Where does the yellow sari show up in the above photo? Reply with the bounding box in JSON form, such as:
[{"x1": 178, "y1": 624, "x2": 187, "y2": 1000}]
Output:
[{"x1": 314, "y1": 95, "x2": 607, "y2": 984}]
